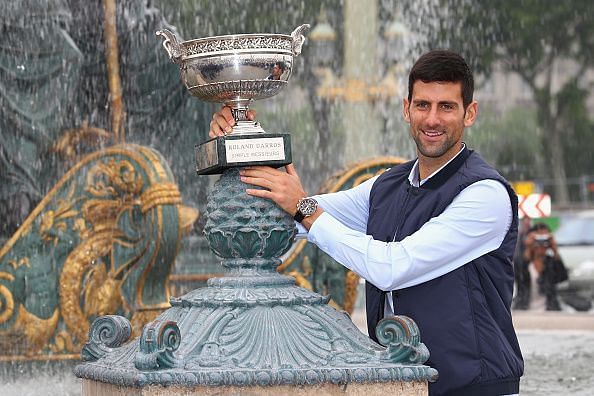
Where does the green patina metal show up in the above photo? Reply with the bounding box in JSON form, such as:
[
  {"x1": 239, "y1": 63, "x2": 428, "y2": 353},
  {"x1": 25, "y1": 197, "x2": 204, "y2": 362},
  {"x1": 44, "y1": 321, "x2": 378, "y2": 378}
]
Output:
[
  {"x1": 0, "y1": 144, "x2": 184, "y2": 359},
  {"x1": 74, "y1": 168, "x2": 437, "y2": 388},
  {"x1": 81, "y1": 315, "x2": 132, "y2": 362},
  {"x1": 171, "y1": 157, "x2": 410, "y2": 313}
]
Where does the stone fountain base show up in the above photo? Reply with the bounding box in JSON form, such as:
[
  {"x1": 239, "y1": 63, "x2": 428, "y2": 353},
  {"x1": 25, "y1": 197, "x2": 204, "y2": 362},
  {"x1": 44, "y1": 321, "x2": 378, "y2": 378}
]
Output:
[{"x1": 82, "y1": 379, "x2": 427, "y2": 395}]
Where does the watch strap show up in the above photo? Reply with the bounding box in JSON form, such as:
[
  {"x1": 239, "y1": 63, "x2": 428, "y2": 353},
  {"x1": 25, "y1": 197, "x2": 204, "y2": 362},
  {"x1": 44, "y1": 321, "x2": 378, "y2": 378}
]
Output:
[{"x1": 293, "y1": 210, "x2": 305, "y2": 223}]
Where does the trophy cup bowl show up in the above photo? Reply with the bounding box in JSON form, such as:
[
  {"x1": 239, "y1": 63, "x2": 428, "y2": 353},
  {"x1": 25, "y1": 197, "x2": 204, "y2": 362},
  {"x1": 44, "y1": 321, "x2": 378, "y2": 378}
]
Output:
[
  {"x1": 156, "y1": 25, "x2": 309, "y2": 136},
  {"x1": 157, "y1": 25, "x2": 309, "y2": 175}
]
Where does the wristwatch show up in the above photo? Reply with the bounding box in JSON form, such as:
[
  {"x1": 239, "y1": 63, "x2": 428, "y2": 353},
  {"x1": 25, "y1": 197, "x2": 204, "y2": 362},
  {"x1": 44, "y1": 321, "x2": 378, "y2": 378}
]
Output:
[{"x1": 294, "y1": 197, "x2": 318, "y2": 223}]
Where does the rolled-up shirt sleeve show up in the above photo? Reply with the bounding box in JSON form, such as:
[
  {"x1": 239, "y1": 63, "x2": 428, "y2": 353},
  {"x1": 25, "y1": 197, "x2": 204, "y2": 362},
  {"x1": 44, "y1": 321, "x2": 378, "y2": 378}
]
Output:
[{"x1": 306, "y1": 179, "x2": 512, "y2": 290}]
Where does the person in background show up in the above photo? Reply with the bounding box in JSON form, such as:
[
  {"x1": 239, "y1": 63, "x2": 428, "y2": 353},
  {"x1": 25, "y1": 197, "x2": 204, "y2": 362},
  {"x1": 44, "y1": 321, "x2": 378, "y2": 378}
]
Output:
[
  {"x1": 522, "y1": 222, "x2": 566, "y2": 311},
  {"x1": 209, "y1": 49, "x2": 524, "y2": 396}
]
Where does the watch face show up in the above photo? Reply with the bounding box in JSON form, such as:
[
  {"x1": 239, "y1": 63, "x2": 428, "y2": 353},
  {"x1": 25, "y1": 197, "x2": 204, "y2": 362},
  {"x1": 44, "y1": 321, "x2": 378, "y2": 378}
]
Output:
[{"x1": 297, "y1": 197, "x2": 318, "y2": 217}]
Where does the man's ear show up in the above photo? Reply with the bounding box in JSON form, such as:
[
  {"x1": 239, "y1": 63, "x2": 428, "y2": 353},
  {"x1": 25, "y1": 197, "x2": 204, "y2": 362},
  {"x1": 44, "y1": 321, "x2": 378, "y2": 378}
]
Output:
[
  {"x1": 464, "y1": 101, "x2": 478, "y2": 127},
  {"x1": 402, "y1": 98, "x2": 411, "y2": 123}
]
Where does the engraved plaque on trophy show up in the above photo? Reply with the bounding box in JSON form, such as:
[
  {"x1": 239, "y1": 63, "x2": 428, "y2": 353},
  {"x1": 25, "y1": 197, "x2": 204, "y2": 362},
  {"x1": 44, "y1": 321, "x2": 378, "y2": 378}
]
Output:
[{"x1": 156, "y1": 25, "x2": 309, "y2": 175}]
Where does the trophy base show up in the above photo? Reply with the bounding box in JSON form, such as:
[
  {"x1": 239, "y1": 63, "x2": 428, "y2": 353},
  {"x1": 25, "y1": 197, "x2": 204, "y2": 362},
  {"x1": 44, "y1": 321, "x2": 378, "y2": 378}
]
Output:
[{"x1": 195, "y1": 133, "x2": 292, "y2": 175}]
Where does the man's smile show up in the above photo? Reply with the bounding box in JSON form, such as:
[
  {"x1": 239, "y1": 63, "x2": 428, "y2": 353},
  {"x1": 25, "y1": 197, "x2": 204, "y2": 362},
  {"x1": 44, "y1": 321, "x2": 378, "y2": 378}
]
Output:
[{"x1": 421, "y1": 129, "x2": 446, "y2": 138}]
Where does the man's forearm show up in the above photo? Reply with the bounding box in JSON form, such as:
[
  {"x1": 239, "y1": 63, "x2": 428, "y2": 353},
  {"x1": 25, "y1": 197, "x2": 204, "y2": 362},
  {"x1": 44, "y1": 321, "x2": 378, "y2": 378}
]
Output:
[{"x1": 298, "y1": 208, "x2": 324, "y2": 230}]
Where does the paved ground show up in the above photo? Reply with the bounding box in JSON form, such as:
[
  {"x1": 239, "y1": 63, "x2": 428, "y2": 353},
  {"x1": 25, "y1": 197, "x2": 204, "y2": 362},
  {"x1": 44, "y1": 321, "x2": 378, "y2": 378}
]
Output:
[
  {"x1": 351, "y1": 309, "x2": 594, "y2": 396},
  {"x1": 512, "y1": 310, "x2": 594, "y2": 331},
  {"x1": 513, "y1": 310, "x2": 594, "y2": 395},
  {"x1": 518, "y1": 329, "x2": 594, "y2": 395}
]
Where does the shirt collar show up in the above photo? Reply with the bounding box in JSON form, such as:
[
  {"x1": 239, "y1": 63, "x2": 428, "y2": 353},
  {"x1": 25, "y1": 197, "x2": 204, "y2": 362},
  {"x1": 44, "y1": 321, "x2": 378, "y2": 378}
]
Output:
[{"x1": 408, "y1": 143, "x2": 466, "y2": 187}]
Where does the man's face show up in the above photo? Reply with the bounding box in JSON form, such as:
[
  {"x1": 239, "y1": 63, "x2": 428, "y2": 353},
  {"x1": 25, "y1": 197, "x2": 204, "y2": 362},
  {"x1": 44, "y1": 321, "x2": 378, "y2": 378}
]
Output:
[
  {"x1": 272, "y1": 64, "x2": 281, "y2": 78},
  {"x1": 403, "y1": 81, "x2": 477, "y2": 162}
]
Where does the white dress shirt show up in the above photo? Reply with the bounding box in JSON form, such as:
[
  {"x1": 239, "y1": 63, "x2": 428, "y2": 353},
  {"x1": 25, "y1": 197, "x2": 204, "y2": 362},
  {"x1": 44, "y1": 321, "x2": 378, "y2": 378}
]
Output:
[{"x1": 297, "y1": 146, "x2": 513, "y2": 316}]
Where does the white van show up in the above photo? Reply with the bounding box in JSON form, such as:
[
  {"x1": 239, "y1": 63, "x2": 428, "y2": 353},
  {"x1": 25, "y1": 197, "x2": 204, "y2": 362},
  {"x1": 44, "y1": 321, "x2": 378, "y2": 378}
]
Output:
[{"x1": 555, "y1": 210, "x2": 594, "y2": 301}]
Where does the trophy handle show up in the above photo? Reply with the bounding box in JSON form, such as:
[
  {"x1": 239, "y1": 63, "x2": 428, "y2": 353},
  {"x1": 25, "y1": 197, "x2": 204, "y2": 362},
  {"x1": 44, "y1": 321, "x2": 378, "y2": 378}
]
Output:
[
  {"x1": 156, "y1": 29, "x2": 183, "y2": 64},
  {"x1": 290, "y1": 24, "x2": 310, "y2": 56}
]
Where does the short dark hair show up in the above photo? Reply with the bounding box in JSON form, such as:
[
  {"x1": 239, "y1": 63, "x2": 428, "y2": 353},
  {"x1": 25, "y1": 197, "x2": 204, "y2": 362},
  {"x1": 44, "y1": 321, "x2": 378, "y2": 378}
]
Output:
[
  {"x1": 408, "y1": 50, "x2": 474, "y2": 109},
  {"x1": 275, "y1": 61, "x2": 286, "y2": 72},
  {"x1": 530, "y1": 222, "x2": 551, "y2": 233}
]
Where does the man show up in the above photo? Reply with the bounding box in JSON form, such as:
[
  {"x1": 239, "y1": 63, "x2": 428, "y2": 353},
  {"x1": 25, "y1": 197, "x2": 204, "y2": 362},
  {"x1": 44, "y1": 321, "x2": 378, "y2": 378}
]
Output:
[
  {"x1": 267, "y1": 61, "x2": 286, "y2": 80},
  {"x1": 209, "y1": 50, "x2": 524, "y2": 395}
]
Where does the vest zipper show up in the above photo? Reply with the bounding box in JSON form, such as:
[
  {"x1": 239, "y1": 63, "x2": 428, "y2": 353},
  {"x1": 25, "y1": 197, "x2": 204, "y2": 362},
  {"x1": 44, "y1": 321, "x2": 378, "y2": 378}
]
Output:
[
  {"x1": 388, "y1": 185, "x2": 415, "y2": 312},
  {"x1": 392, "y1": 185, "x2": 416, "y2": 242}
]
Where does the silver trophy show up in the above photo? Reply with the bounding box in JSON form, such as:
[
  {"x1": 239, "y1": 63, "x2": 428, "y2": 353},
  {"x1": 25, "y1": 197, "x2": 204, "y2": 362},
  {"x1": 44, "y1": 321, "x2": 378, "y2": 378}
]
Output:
[{"x1": 157, "y1": 24, "x2": 309, "y2": 174}]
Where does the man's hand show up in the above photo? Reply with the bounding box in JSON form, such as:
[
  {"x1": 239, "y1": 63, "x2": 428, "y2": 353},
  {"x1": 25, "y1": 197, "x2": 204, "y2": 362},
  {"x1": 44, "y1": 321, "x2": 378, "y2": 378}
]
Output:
[
  {"x1": 240, "y1": 164, "x2": 305, "y2": 215},
  {"x1": 240, "y1": 164, "x2": 323, "y2": 229},
  {"x1": 209, "y1": 106, "x2": 256, "y2": 138},
  {"x1": 523, "y1": 232, "x2": 536, "y2": 261}
]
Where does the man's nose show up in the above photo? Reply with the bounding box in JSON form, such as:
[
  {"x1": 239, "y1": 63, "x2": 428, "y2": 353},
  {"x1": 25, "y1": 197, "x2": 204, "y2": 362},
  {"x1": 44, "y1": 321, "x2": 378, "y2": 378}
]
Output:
[{"x1": 425, "y1": 106, "x2": 440, "y2": 127}]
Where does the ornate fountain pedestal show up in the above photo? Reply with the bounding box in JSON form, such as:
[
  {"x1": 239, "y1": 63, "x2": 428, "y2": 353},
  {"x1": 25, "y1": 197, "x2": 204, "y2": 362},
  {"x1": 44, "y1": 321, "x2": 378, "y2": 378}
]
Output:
[{"x1": 74, "y1": 169, "x2": 437, "y2": 395}]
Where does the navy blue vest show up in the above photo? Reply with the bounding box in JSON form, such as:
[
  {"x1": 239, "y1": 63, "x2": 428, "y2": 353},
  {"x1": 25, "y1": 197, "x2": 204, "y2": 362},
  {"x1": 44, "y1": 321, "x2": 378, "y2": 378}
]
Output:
[{"x1": 366, "y1": 147, "x2": 524, "y2": 396}]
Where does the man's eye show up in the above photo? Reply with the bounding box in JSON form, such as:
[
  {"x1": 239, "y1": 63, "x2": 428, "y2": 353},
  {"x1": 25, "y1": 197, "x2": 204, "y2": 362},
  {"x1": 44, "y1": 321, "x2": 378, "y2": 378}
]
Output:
[
  {"x1": 441, "y1": 104, "x2": 455, "y2": 111},
  {"x1": 416, "y1": 102, "x2": 429, "y2": 109}
]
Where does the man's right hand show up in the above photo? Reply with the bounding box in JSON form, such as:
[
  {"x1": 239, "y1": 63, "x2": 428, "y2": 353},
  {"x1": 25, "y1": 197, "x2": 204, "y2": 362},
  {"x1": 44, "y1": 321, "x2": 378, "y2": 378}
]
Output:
[{"x1": 208, "y1": 106, "x2": 257, "y2": 138}]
